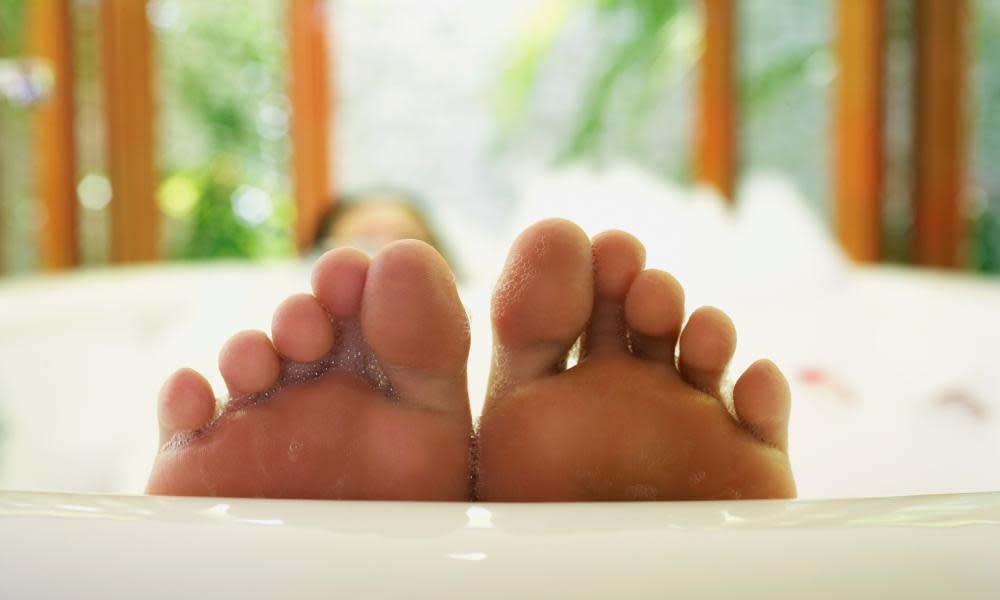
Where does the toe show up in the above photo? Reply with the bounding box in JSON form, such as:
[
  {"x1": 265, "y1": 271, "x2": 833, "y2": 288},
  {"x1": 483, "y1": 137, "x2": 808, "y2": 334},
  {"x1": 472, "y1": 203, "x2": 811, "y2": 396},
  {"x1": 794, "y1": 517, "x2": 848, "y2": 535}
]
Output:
[
  {"x1": 623, "y1": 269, "x2": 685, "y2": 363},
  {"x1": 271, "y1": 294, "x2": 335, "y2": 362},
  {"x1": 311, "y1": 247, "x2": 370, "y2": 318},
  {"x1": 581, "y1": 230, "x2": 646, "y2": 359},
  {"x1": 362, "y1": 239, "x2": 471, "y2": 413},
  {"x1": 158, "y1": 368, "x2": 215, "y2": 443},
  {"x1": 678, "y1": 306, "x2": 736, "y2": 396},
  {"x1": 218, "y1": 330, "x2": 282, "y2": 396},
  {"x1": 489, "y1": 219, "x2": 593, "y2": 395},
  {"x1": 734, "y1": 359, "x2": 792, "y2": 453}
]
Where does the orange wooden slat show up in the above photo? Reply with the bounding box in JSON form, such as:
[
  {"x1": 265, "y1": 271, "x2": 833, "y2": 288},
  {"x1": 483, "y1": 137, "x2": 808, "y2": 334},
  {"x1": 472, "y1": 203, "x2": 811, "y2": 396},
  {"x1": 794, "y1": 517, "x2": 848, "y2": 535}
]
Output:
[
  {"x1": 289, "y1": 0, "x2": 333, "y2": 252},
  {"x1": 913, "y1": 0, "x2": 968, "y2": 268},
  {"x1": 29, "y1": 0, "x2": 79, "y2": 270},
  {"x1": 100, "y1": 0, "x2": 158, "y2": 263},
  {"x1": 833, "y1": 0, "x2": 885, "y2": 263},
  {"x1": 695, "y1": 0, "x2": 737, "y2": 202}
]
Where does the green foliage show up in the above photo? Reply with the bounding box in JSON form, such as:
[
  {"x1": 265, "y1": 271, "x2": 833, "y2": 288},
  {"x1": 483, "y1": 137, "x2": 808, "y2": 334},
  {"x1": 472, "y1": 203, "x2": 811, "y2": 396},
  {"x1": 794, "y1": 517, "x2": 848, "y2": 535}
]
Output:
[
  {"x1": 498, "y1": 0, "x2": 687, "y2": 161},
  {"x1": 973, "y1": 0, "x2": 1000, "y2": 273},
  {"x1": 973, "y1": 208, "x2": 1000, "y2": 273},
  {"x1": 497, "y1": 0, "x2": 817, "y2": 169},
  {"x1": 559, "y1": 10, "x2": 669, "y2": 161},
  {"x1": 159, "y1": 158, "x2": 294, "y2": 261},
  {"x1": 741, "y1": 46, "x2": 821, "y2": 113},
  {"x1": 0, "y1": 0, "x2": 25, "y2": 55},
  {"x1": 496, "y1": 0, "x2": 577, "y2": 134},
  {"x1": 0, "y1": 0, "x2": 34, "y2": 273},
  {"x1": 155, "y1": 0, "x2": 294, "y2": 261}
]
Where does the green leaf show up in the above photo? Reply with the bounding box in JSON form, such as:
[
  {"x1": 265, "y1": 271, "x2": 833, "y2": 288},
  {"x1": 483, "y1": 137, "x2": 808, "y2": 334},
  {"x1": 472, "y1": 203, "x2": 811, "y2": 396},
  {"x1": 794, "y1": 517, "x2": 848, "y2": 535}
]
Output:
[
  {"x1": 496, "y1": 0, "x2": 581, "y2": 133},
  {"x1": 559, "y1": 1, "x2": 680, "y2": 160},
  {"x1": 741, "y1": 45, "x2": 823, "y2": 114}
]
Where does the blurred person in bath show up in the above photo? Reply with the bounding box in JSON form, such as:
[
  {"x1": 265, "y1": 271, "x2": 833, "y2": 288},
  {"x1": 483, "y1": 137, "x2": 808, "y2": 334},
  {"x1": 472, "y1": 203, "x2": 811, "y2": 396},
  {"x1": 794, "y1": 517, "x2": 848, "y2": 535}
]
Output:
[{"x1": 312, "y1": 187, "x2": 450, "y2": 260}]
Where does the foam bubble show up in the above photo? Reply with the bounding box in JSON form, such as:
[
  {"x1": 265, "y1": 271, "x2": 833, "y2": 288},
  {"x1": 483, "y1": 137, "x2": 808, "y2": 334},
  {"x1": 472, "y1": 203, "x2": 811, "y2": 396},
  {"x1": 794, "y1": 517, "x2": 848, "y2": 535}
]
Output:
[{"x1": 173, "y1": 319, "x2": 400, "y2": 445}]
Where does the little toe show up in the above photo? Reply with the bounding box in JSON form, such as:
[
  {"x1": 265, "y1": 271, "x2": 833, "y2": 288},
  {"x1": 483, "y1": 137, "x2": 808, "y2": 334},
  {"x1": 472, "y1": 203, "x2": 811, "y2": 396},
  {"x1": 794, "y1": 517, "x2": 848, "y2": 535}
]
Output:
[
  {"x1": 271, "y1": 293, "x2": 335, "y2": 363},
  {"x1": 218, "y1": 330, "x2": 281, "y2": 396},
  {"x1": 311, "y1": 247, "x2": 370, "y2": 318},
  {"x1": 489, "y1": 219, "x2": 593, "y2": 395},
  {"x1": 362, "y1": 239, "x2": 471, "y2": 414},
  {"x1": 158, "y1": 368, "x2": 215, "y2": 444},
  {"x1": 582, "y1": 230, "x2": 646, "y2": 359},
  {"x1": 734, "y1": 359, "x2": 792, "y2": 453},
  {"x1": 678, "y1": 306, "x2": 736, "y2": 396},
  {"x1": 623, "y1": 269, "x2": 685, "y2": 363}
]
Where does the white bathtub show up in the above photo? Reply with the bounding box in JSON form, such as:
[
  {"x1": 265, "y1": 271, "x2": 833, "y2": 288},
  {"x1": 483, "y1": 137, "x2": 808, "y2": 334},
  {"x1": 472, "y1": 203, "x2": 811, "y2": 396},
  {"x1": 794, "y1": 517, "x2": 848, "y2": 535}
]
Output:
[
  {"x1": 2, "y1": 490, "x2": 999, "y2": 598},
  {"x1": 1, "y1": 260, "x2": 999, "y2": 597}
]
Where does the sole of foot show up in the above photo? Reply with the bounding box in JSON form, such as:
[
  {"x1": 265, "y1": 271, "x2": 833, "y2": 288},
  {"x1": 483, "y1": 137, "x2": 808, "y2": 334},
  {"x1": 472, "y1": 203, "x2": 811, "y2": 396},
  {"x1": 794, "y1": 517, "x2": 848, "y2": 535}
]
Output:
[
  {"x1": 147, "y1": 241, "x2": 473, "y2": 501},
  {"x1": 477, "y1": 219, "x2": 796, "y2": 501}
]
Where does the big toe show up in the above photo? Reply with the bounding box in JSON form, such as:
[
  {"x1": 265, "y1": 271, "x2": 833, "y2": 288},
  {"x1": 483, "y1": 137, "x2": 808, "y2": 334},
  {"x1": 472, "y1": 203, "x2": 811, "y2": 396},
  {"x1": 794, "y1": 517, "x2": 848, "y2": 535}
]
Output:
[
  {"x1": 361, "y1": 240, "x2": 471, "y2": 414},
  {"x1": 489, "y1": 219, "x2": 593, "y2": 396}
]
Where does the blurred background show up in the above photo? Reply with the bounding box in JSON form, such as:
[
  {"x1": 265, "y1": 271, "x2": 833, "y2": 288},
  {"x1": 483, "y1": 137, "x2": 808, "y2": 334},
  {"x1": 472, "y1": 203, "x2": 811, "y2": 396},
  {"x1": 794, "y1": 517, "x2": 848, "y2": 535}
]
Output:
[
  {"x1": 0, "y1": 0, "x2": 998, "y2": 272},
  {"x1": 1, "y1": 0, "x2": 999, "y2": 498}
]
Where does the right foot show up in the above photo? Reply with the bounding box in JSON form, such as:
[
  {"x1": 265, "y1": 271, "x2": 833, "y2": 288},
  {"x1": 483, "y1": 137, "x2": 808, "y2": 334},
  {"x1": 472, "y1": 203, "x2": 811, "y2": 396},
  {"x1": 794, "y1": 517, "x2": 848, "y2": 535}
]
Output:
[
  {"x1": 477, "y1": 219, "x2": 796, "y2": 501},
  {"x1": 147, "y1": 241, "x2": 473, "y2": 500}
]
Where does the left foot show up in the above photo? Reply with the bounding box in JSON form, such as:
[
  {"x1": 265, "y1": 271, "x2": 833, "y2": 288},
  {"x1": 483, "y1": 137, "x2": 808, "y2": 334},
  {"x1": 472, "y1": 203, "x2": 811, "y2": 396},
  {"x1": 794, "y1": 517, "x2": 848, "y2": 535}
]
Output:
[
  {"x1": 476, "y1": 220, "x2": 796, "y2": 501},
  {"x1": 147, "y1": 241, "x2": 473, "y2": 500}
]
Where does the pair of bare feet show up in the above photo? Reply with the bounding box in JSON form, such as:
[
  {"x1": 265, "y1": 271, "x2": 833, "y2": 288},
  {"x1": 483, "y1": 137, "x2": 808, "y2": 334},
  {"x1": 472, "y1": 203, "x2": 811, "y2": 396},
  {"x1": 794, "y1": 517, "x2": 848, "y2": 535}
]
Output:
[{"x1": 147, "y1": 219, "x2": 795, "y2": 501}]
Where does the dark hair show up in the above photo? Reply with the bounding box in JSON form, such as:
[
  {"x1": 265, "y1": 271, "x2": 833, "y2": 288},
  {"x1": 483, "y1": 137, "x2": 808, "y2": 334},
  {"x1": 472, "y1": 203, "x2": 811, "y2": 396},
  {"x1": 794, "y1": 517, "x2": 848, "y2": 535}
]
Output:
[{"x1": 312, "y1": 186, "x2": 451, "y2": 263}]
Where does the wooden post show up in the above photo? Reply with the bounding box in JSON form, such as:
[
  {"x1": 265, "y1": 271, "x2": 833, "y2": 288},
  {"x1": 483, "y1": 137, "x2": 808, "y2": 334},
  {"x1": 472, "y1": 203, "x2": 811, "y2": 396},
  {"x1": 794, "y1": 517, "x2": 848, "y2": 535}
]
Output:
[
  {"x1": 100, "y1": 0, "x2": 158, "y2": 263},
  {"x1": 289, "y1": 0, "x2": 332, "y2": 252},
  {"x1": 833, "y1": 0, "x2": 885, "y2": 263},
  {"x1": 695, "y1": 0, "x2": 737, "y2": 202},
  {"x1": 912, "y1": 0, "x2": 968, "y2": 268},
  {"x1": 29, "y1": 0, "x2": 78, "y2": 270}
]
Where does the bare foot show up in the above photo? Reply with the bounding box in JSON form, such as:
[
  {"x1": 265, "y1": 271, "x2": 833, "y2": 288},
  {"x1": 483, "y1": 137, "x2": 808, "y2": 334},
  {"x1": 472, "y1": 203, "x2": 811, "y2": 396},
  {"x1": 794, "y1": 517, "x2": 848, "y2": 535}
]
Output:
[
  {"x1": 147, "y1": 241, "x2": 473, "y2": 500},
  {"x1": 476, "y1": 220, "x2": 796, "y2": 501}
]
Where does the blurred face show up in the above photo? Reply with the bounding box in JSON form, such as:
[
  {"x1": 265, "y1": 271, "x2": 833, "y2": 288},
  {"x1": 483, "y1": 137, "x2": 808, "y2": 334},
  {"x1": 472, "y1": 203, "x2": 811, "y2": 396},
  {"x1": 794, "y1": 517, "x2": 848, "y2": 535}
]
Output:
[{"x1": 325, "y1": 198, "x2": 432, "y2": 254}]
